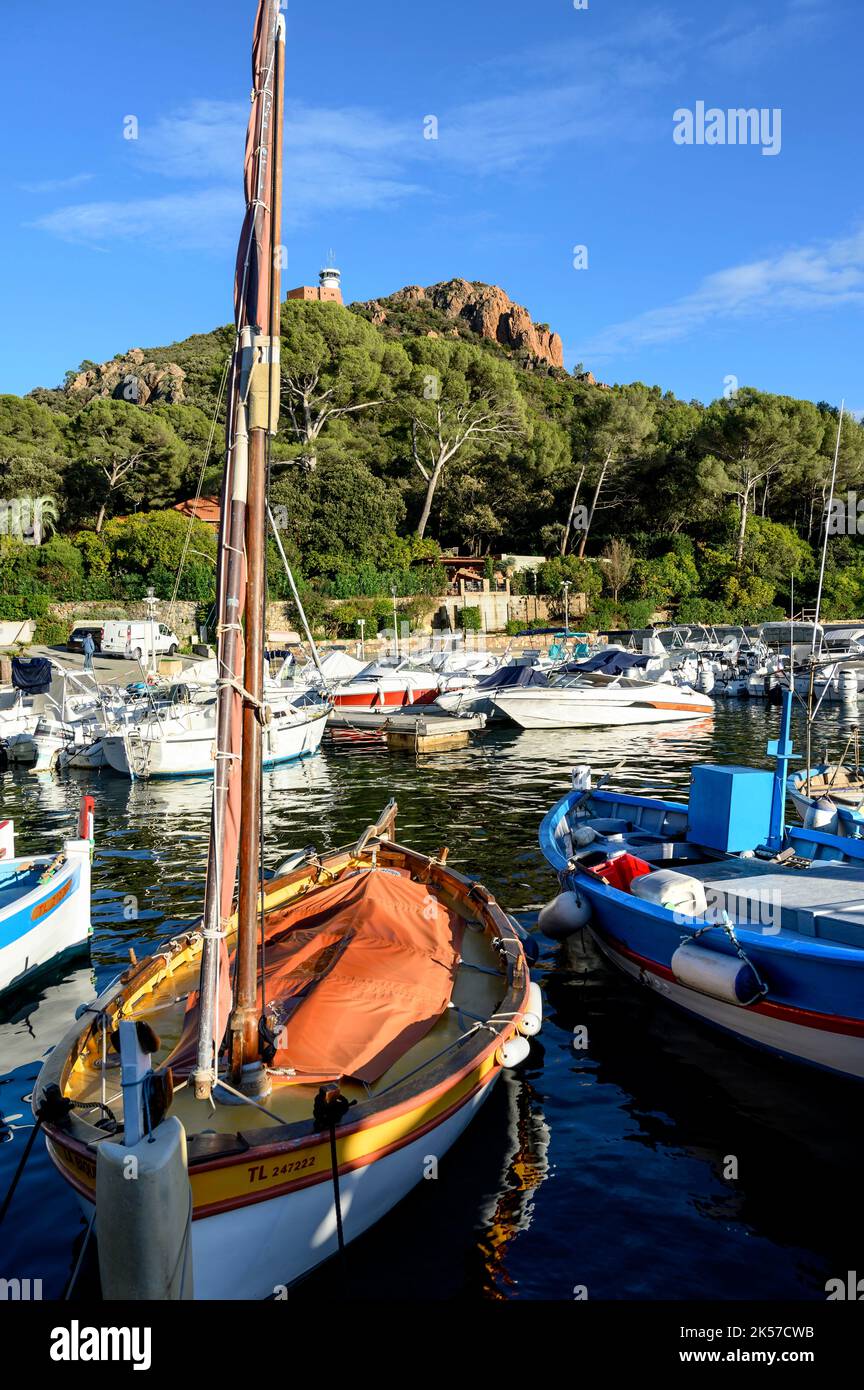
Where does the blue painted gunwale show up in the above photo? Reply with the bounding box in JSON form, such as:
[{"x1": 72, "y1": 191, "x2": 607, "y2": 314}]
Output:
[
  {"x1": 0, "y1": 858, "x2": 82, "y2": 953},
  {"x1": 539, "y1": 788, "x2": 864, "y2": 1023}
]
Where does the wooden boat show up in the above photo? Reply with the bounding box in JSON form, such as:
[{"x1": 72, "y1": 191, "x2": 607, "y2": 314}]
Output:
[
  {"x1": 538, "y1": 691, "x2": 864, "y2": 1079},
  {"x1": 33, "y1": 1, "x2": 534, "y2": 1300},
  {"x1": 34, "y1": 806, "x2": 534, "y2": 1298},
  {"x1": 0, "y1": 797, "x2": 93, "y2": 998}
]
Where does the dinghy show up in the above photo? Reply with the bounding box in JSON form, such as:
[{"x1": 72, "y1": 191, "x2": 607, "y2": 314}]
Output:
[
  {"x1": 0, "y1": 797, "x2": 93, "y2": 998},
  {"x1": 33, "y1": 1, "x2": 535, "y2": 1300},
  {"x1": 538, "y1": 690, "x2": 864, "y2": 1079},
  {"x1": 787, "y1": 762, "x2": 864, "y2": 832}
]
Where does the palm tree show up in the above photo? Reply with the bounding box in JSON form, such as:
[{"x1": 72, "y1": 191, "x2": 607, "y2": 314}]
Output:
[{"x1": 31, "y1": 495, "x2": 60, "y2": 546}]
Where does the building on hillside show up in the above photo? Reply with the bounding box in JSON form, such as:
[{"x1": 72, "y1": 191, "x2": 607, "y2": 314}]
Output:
[
  {"x1": 420, "y1": 555, "x2": 511, "y2": 598},
  {"x1": 172, "y1": 496, "x2": 221, "y2": 528},
  {"x1": 286, "y1": 262, "x2": 343, "y2": 305}
]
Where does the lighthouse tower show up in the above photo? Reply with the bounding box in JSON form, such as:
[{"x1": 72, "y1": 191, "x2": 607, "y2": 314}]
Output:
[
  {"x1": 286, "y1": 256, "x2": 343, "y2": 305},
  {"x1": 319, "y1": 257, "x2": 342, "y2": 296}
]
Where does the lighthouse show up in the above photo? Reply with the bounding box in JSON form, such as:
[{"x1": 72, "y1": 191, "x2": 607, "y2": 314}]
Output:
[
  {"x1": 286, "y1": 258, "x2": 344, "y2": 305},
  {"x1": 319, "y1": 262, "x2": 342, "y2": 296}
]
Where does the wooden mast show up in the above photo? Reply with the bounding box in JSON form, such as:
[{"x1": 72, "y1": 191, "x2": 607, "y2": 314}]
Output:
[
  {"x1": 194, "y1": 0, "x2": 284, "y2": 1103},
  {"x1": 230, "y1": 2, "x2": 285, "y2": 1092}
]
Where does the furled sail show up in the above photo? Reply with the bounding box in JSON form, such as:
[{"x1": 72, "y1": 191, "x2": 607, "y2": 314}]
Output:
[{"x1": 193, "y1": 0, "x2": 284, "y2": 1100}]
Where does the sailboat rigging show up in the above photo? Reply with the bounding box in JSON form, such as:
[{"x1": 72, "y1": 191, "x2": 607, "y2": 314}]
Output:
[
  {"x1": 32, "y1": 0, "x2": 536, "y2": 1301},
  {"x1": 195, "y1": 3, "x2": 286, "y2": 1103}
]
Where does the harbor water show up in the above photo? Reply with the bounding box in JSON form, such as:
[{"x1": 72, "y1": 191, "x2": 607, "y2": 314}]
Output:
[{"x1": 1, "y1": 700, "x2": 861, "y2": 1301}]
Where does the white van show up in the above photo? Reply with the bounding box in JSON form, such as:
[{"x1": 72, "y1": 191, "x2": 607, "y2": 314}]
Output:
[{"x1": 101, "y1": 621, "x2": 181, "y2": 661}]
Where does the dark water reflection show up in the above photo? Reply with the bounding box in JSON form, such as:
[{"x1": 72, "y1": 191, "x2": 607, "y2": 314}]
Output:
[{"x1": 1, "y1": 700, "x2": 861, "y2": 1300}]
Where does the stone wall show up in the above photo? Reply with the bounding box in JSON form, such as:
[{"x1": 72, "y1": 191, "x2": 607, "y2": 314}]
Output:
[{"x1": 48, "y1": 600, "x2": 202, "y2": 642}]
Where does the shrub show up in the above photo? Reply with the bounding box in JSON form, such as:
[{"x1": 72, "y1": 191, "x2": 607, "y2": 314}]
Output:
[
  {"x1": 33, "y1": 616, "x2": 68, "y2": 647},
  {"x1": 0, "y1": 593, "x2": 51, "y2": 622},
  {"x1": 458, "y1": 606, "x2": 483, "y2": 632}
]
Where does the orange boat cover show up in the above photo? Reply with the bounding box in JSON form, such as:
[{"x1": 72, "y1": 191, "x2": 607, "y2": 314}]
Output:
[{"x1": 172, "y1": 868, "x2": 464, "y2": 1085}]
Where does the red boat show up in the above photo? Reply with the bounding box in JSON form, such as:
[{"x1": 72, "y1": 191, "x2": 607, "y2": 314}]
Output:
[{"x1": 329, "y1": 660, "x2": 441, "y2": 708}]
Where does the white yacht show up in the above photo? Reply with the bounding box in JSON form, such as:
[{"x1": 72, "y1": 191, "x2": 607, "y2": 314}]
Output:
[{"x1": 492, "y1": 651, "x2": 715, "y2": 729}]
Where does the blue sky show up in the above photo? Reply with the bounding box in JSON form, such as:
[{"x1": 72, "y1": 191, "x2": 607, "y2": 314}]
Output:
[{"x1": 1, "y1": 0, "x2": 861, "y2": 409}]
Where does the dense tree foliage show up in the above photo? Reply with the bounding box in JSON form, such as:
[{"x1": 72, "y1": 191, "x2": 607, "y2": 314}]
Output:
[{"x1": 2, "y1": 300, "x2": 862, "y2": 623}]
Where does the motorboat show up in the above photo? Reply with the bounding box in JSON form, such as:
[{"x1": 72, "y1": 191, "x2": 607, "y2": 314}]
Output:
[
  {"x1": 493, "y1": 651, "x2": 715, "y2": 729},
  {"x1": 434, "y1": 663, "x2": 551, "y2": 721},
  {"x1": 325, "y1": 657, "x2": 441, "y2": 708}
]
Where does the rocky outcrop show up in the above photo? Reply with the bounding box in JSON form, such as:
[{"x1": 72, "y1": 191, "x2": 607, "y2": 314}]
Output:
[
  {"x1": 360, "y1": 279, "x2": 565, "y2": 370},
  {"x1": 65, "y1": 349, "x2": 186, "y2": 405}
]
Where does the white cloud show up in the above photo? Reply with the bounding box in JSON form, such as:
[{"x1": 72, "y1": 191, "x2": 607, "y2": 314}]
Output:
[
  {"x1": 31, "y1": 189, "x2": 240, "y2": 250},
  {"x1": 30, "y1": 99, "x2": 423, "y2": 248},
  {"x1": 20, "y1": 173, "x2": 94, "y2": 195},
  {"x1": 27, "y1": 0, "x2": 833, "y2": 250},
  {"x1": 575, "y1": 226, "x2": 864, "y2": 361}
]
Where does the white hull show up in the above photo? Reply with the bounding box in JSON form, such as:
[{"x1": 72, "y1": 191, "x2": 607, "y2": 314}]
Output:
[
  {"x1": 434, "y1": 689, "x2": 507, "y2": 721},
  {"x1": 599, "y1": 936, "x2": 864, "y2": 1080},
  {"x1": 493, "y1": 689, "x2": 714, "y2": 729},
  {"x1": 61, "y1": 740, "x2": 108, "y2": 770},
  {"x1": 7, "y1": 732, "x2": 69, "y2": 772},
  {"x1": 0, "y1": 711, "x2": 40, "y2": 742},
  {"x1": 102, "y1": 707, "x2": 329, "y2": 779},
  {"x1": 78, "y1": 1076, "x2": 496, "y2": 1299}
]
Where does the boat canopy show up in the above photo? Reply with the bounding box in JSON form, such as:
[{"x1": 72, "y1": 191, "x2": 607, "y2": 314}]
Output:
[
  {"x1": 564, "y1": 650, "x2": 651, "y2": 677},
  {"x1": 474, "y1": 664, "x2": 550, "y2": 691},
  {"x1": 173, "y1": 867, "x2": 464, "y2": 1085},
  {"x1": 11, "y1": 657, "x2": 52, "y2": 694}
]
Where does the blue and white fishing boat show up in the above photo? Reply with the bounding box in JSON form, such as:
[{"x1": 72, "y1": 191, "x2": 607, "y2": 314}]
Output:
[
  {"x1": 539, "y1": 690, "x2": 864, "y2": 1080},
  {"x1": 0, "y1": 796, "x2": 94, "y2": 998}
]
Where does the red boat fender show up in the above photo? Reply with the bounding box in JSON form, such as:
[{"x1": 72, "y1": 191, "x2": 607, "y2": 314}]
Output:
[
  {"x1": 587, "y1": 852, "x2": 651, "y2": 892},
  {"x1": 78, "y1": 794, "x2": 96, "y2": 843}
]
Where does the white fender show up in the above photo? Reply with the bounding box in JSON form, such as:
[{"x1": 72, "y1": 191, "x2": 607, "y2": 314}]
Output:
[
  {"x1": 671, "y1": 940, "x2": 762, "y2": 1006},
  {"x1": 497, "y1": 1034, "x2": 531, "y2": 1069},
  {"x1": 538, "y1": 890, "x2": 592, "y2": 938},
  {"x1": 839, "y1": 669, "x2": 858, "y2": 702},
  {"x1": 803, "y1": 797, "x2": 839, "y2": 835},
  {"x1": 517, "y1": 981, "x2": 543, "y2": 1037}
]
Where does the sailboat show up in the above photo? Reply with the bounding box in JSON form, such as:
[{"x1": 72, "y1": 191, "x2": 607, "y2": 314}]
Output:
[{"x1": 33, "y1": 0, "x2": 535, "y2": 1300}]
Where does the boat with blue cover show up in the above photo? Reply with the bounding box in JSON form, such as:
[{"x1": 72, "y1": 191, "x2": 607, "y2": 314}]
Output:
[
  {"x1": 538, "y1": 690, "x2": 864, "y2": 1079},
  {"x1": 433, "y1": 662, "x2": 552, "y2": 721},
  {"x1": 0, "y1": 797, "x2": 93, "y2": 998}
]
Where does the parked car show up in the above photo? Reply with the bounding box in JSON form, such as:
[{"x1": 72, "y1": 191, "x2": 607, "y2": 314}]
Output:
[{"x1": 67, "y1": 625, "x2": 105, "y2": 653}]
